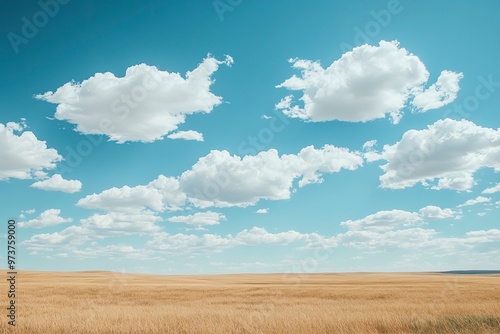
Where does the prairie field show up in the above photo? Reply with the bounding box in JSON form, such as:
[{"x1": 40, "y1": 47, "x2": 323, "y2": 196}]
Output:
[{"x1": 1, "y1": 271, "x2": 500, "y2": 333}]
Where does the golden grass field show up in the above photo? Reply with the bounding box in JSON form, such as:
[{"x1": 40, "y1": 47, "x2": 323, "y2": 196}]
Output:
[{"x1": 1, "y1": 271, "x2": 499, "y2": 333}]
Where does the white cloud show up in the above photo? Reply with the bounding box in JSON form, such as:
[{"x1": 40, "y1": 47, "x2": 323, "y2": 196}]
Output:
[
  {"x1": 234, "y1": 227, "x2": 322, "y2": 245},
  {"x1": 167, "y1": 130, "x2": 204, "y2": 142},
  {"x1": 76, "y1": 175, "x2": 190, "y2": 235},
  {"x1": 22, "y1": 225, "x2": 92, "y2": 251},
  {"x1": 22, "y1": 211, "x2": 500, "y2": 262},
  {"x1": 336, "y1": 228, "x2": 438, "y2": 249},
  {"x1": 256, "y1": 208, "x2": 269, "y2": 214},
  {"x1": 78, "y1": 185, "x2": 164, "y2": 212},
  {"x1": 412, "y1": 70, "x2": 464, "y2": 112},
  {"x1": 25, "y1": 224, "x2": 326, "y2": 257},
  {"x1": 146, "y1": 231, "x2": 235, "y2": 254},
  {"x1": 148, "y1": 175, "x2": 188, "y2": 211},
  {"x1": 34, "y1": 171, "x2": 48, "y2": 179},
  {"x1": 145, "y1": 225, "x2": 500, "y2": 255},
  {"x1": 23, "y1": 209, "x2": 162, "y2": 253},
  {"x1": 76, "y1": 144, "x2": 361, "y2": 212},
  {"x1": 457, "y1": 196, "x2": 491, "y2": 208},
  {"x1": 340, "y1": 210, "x2": 422, "y2": 232},
  {"x1": 482, "y1": 183, "x2": 500, "y2": 194},
  {"x1": 23, "y1": 232, "x2": 70, "y2": 250},
  {"x1": 418, "y1": 205, "x2": 455, "y2": 219},
  {"x1": 341, "y1": 205, "x2": 455, "y2": 232},
  {"x1": 180, "y1": 145, "x2": 363, "y2": 208},
  {"x1": 76, "y1": 176, "x2": 188, "y2": 236},
  {"x1": 146, "y1": 226, "x2": 325, "y2": 255},
  {"x1": 19, "y1": 209, "x2": 72, "y2": 228},
  {"x1": 276, "y1": 40, "x2": 461, "y2": 124},
  {"x1": 275, "y1": 95, "x2": 293, "y2": 110},
  {"x1": 168, "y1": 211, "x2": 226, "y2": 226},
  {"x1": 76, "y1": 144, "x2": 362, "y2": 215},
  {"x1": 77, "y1": 175, "x2": 186, "y2": 212},
  {"x1": 362, "y1": 140, "x2": 377, "y2": 151},
  {"x1": 71, "y1": 244, "x2": 156, "y2": 260},
  {"x1": 30, "y1": 174, "x2": 82, "y2": 193},
  {"x1": 80, "y1": 210, "x2": 161, "y2": 235},
  {"x1": 36, "y1": 55, "x2": 233, "y2": 143},
  {"x1": 373, "y1": 118, "x2": 500, "y2": 190},
  {"x1": 0, "y1": 122, "x2": 61, "y2": 180},
  {"x1": 22, "y1": 210, "x2": 162, "y2": 250},
  {"x1": 465, "y1": 229, "x2": 500, "y2": 242}
]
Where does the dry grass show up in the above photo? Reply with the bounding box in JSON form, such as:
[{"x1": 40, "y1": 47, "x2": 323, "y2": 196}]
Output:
[{"x1": 1, "y1": 271, "x2": 499, "y2": 333}]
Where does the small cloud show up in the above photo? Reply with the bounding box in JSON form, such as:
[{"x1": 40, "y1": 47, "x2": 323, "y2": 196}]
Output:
[
  {"x1": 362, "y1": 140, "x2": 377, "y2": 151},
  {"x1": 261, "y1": 115, "x2": 272, "y2": 120},
  {"x1": 418, "y1": 205, "x2": 455, "y2": 219},
  {"x1": 412, "y1": 70, "x2": 464, "y2": 112},
  {"x1": 168, "y1": 211, "x2": 226, "y2": 227},
  {"x1": 457, "y1": 196, "x2": 491, "y2": 208},
  {"x1": 19, "y1": 209, "x2": 72, "y2": 228},
  {"x1": 482, "y1": 183, "x2": 500, "y2": 194},
  {"x1": 34, "y1": 171, "x2": 48, "y2": 179},
  {"x1": 256, "y1": 208, "x2": 269, "y2": 214},
  {"x1": 167, "y1": 130, "x2": 204, "y2": 142},
  {"x1": 275, "y1": 95, "x2": 293, "y2": 110},
  {"x1": 31, "y1": 174, "x2": 82, "y2": 193},
  {"x1": 20, "y1": 209, "x2": 36, "y2": 219},
  {"x1": 341, "y1": 209, "x2": 422, "y2": 232}
]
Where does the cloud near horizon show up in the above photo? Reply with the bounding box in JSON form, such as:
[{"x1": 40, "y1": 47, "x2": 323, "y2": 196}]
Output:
[{"x1": 340, "y1": 205, "x2": 456, "y2": 232}]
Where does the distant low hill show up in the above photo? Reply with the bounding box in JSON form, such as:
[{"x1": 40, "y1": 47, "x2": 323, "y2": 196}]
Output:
[{"x1": 439, "y1": 270, "x2": 500, "y2": 275}]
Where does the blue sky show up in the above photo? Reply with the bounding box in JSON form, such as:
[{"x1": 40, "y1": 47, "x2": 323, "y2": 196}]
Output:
[{"x1": 1, "y1": 0, "x2": 499, "y2": 274}]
